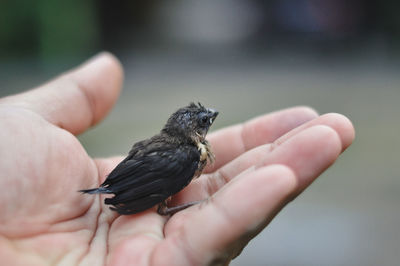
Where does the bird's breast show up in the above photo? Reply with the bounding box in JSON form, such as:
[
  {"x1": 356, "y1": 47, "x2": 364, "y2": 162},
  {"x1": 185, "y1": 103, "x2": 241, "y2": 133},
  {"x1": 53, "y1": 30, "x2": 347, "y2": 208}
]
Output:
[
  {"x1": 197, "y1": 142, "x2": 208, "y2": 162},
  {"x1": 196, "y1": 140, "x2": 215, "y2": 164}
]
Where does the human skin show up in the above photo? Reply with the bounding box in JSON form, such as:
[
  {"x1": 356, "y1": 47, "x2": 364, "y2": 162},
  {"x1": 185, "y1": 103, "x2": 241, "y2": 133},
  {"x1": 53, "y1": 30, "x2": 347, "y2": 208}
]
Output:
[{"x1": 0, "y1": 53, "x2": 355, "y2": 266}]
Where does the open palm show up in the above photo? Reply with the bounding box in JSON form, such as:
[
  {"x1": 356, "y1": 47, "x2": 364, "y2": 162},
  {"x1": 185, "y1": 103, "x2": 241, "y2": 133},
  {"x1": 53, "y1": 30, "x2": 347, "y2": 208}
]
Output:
[{"x1": 0, "y1": 53, "x2": 354, "y2": 266}]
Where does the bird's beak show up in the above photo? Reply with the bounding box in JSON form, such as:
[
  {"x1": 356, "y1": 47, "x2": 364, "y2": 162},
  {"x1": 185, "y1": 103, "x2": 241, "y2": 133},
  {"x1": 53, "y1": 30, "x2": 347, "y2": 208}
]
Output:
[{"x1": 208, "y1": 109, "x2": 219, "y2": 124}]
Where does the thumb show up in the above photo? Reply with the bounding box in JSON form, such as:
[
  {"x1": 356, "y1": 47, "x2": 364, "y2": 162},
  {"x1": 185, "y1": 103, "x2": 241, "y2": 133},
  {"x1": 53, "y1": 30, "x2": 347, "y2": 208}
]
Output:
[{"x1": 0, "y1": 52, "x2": 124, "y2": 135}]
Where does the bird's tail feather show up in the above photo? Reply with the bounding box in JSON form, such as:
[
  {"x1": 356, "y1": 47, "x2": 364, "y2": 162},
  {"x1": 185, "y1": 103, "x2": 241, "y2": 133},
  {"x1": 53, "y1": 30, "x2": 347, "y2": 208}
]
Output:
[{"x1": 79, "y1": 187, "x2": 112, "y2": 194}]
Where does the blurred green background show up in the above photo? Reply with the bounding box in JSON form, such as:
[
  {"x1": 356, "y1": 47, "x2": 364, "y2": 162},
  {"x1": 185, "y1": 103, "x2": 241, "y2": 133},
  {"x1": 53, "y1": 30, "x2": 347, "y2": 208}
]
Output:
[{"x1": 1, "y1": 1, "x2": 399, "y2": 265}]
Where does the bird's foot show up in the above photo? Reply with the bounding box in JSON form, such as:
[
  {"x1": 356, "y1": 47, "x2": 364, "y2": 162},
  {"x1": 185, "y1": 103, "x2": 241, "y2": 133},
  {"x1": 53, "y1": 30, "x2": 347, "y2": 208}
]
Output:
[{"x1": 157, "y1": 201, "x2": 202, "y2": 216}]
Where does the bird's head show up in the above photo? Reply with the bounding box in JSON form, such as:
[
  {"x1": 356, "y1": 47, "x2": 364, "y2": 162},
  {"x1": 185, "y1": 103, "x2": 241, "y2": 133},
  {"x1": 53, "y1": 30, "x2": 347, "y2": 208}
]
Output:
[{"x1": 162, "y1": 102, "x2": 219, "y2": 142}]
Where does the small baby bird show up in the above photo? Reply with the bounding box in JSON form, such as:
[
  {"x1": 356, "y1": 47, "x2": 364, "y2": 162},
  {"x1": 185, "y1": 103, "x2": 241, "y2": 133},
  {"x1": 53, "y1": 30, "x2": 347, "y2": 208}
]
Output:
[{"x1": 79, "y1": 103, "x2": 218, "y2": 215}]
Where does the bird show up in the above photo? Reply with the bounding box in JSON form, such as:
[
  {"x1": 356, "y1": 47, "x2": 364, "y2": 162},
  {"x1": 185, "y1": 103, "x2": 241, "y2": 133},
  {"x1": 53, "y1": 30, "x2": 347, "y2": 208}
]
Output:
[{"x1": 79, "y1": 102, "x2": 218, "y2": 215}]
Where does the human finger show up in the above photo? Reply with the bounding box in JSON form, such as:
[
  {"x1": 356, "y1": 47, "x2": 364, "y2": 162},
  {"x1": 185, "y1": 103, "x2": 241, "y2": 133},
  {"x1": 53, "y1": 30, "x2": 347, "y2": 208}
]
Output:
[
  {"x1": 158, "y1": 165, "x2": 297, "y2": 265},
  {"x1": 205, "y1": 106, "x2": 318, "y2": 172},
  {"x1": 0, "y1": 52, "x2": 123, "y2": 135}
]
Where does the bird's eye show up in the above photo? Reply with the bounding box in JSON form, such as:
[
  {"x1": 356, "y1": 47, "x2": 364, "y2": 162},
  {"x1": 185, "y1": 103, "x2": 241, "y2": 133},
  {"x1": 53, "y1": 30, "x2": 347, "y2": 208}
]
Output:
[{"x1": 199, "y1": 114, "x2": 209, "y2": 126}]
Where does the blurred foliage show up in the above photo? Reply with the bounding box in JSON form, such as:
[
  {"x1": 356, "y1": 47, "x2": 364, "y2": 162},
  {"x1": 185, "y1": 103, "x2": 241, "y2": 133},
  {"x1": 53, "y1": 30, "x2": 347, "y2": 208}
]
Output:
[
  {"x1": 0, "y1": 1, "x2": 38, "y2": 56},
  {"x1": 0, "y1": 0, "x2": 400, "y2": 62},
  {"x1": 0, "y1": 0, "x2": 98, "y2": 60}
]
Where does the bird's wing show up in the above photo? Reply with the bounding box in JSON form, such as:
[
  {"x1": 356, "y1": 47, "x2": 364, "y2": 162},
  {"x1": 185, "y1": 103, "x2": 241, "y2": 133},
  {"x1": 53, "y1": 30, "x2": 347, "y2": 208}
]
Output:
[{"x1": 102, "y1": 143, "x2": 200, "y2": 215}]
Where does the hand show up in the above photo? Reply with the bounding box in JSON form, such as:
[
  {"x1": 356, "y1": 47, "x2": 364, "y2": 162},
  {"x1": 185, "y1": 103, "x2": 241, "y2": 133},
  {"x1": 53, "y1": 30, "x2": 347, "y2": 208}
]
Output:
[{"x1": 0, "y1": 53, "x2": 355, "y2": 265}]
